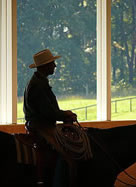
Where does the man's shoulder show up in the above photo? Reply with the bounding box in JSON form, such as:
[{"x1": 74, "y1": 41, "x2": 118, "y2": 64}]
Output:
[
  {"x1": 28, "y1": 72, "x2": 49, "y2": 89},
  {"x1": 29, "y1": 72, "x2": 43, "y2": 85}
]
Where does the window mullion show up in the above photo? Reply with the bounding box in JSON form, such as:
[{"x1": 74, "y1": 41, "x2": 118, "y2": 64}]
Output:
[
  {"x1": 97, "y1": 0, "x2": 103, "y2": 120},
  {"x1": 0, "y1": 0, "x2": 17, "y2": 124},
  {"x1": 106, "y1": 0, "x2": 111, "y2": 120},
  {"x1": 0, "y1": 0, "x2": 7, "y2": 123},
  {"x1": 7, "y1": 0, "x2": 12, "y2": 123},
  {"x1": 12, "y1": 0, "x2": 17, "y2": 124},
  {"x1": 97, "y1": 0, "x2": 111, "y2": 121}
]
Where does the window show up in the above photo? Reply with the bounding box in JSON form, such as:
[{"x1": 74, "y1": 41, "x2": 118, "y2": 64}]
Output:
[
  {"x1": 0, "y1": 0, "x2": 136, "y2": 125},
  {"x1": 17, "y1": 0, "x2": 97, "y2": 123},
  {"x1": 111, "y1": 0, "x2": 136, "y2": 120}
]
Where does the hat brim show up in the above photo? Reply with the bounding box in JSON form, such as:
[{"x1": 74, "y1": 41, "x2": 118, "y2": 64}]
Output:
[{"x1": 29, "y1": 56, "x2": 61, "y2": 69}]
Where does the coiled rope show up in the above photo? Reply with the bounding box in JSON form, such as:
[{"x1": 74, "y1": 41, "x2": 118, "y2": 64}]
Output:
[{"x1": 54, "y1": 121, "x2": 93, "y2": 160}]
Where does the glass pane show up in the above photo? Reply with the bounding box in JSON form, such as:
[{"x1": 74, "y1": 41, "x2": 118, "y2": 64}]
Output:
[
  {"x1": 111, "y1": 0, "x2": 136, "y2": 120},
  {"x1": 17, "y1": 0, "x2": 97, "y2": 123}
]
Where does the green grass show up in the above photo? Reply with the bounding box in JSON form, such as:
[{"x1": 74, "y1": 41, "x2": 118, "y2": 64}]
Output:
[
  {"x1": 17, "y1": 96, "x2": 136, "y2": 123},
  {"x1": 58, "y1": 97, "x2": 97, "y2": 121},
  {"x1": 111, "y1": 96, "x2": 136, "y2": 120}
]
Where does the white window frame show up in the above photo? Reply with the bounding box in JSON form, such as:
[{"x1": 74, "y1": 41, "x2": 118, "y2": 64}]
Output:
[
  {"x1": 1, "y1": 0, "x2": 133, "y2": 125},
  {"x1": 97, "y1": 0, "x2": 111, "y2": 121},
  {"x1": 0, "y1": 0, "x2": 17, "y2": 124}
]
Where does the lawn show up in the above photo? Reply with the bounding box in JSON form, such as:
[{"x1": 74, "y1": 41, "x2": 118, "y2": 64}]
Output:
[{"x1": 17, "y1": 96, "x2": 136, "y2": 123}]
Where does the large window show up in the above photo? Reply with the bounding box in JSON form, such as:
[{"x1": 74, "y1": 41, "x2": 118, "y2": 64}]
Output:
[
  {"x1": 17, "y1": 0, "x2": 97, "y2": 123},
  {"x1": 0, "y1": 0, "x2": 136, "y2": 124},
  {"x1": 111, "y1": 0, "x2": 136, "y2": 120}
]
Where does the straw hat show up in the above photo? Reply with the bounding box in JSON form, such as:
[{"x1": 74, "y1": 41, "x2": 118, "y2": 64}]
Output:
[{"x1": 29, "y1": 49, "x2": 61, "y2": 68}]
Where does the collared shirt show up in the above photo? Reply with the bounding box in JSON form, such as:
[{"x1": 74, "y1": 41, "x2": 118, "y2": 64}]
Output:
[{"x1": 23, "y1": 71, "x2": 66, "y2": 126}]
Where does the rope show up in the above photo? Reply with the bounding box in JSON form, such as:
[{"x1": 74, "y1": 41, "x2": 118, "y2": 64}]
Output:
[{"x1": 54, "y1": 121, "x2": 93, "y2": 160}]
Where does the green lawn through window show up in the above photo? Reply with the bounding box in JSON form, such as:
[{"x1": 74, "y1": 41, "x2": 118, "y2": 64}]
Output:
[{"x1": 17, "y1": 96, "x2": 136, "y2": 123}]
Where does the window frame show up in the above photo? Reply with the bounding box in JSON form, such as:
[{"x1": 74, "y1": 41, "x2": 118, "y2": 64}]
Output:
[
  {"x1": 97, "y1": 0, "x2": 111, "y2": 121},
  {"x1": 0, "y1": 0, "x2": 135, "y2": 125},
  {"x1": 0, "y1": 0, "x2": 17, "y2": 124}
]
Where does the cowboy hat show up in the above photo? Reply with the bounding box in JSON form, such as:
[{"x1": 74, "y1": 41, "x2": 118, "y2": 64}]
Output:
[{"x1": 29, "y1": 49, "x2": 61, "y2": 68}]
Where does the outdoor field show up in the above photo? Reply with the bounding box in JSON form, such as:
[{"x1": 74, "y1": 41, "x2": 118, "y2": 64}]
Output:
[{"x1": 17, "y1": 96, "x2": 136, "y2": 123}]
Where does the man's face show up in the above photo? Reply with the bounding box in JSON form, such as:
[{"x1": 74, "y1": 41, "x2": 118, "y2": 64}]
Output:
[
  {"x1": 47, "y1": 61, "x2": 56, "y2": 75},
  {"x1": 37, "y1": 61, "x2": 57, "y2": 76},
  {"x1": 41, "y1": 61, "x2": 56, "y2": 75}
]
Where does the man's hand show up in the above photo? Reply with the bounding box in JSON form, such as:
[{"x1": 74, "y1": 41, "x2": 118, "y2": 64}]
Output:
[{"x1": 64, "y1": 110, "x2": 77, "y2": 122}]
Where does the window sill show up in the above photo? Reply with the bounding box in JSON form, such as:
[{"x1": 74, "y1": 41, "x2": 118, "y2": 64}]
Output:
[{"x1": 0, "y1": 120, "x2": 136, "y2": 134}]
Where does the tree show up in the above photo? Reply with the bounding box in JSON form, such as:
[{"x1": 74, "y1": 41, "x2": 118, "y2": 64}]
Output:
[
  {"x1": 111, "y1": 0, "x2": 136, "y2": 86},
  {"x1": 17, "y1": 0, "x2": 96, "y2": 97}
]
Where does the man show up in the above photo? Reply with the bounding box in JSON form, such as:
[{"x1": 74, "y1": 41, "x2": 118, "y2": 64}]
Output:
[
  {"x1": 23, "y1": 49, "x2": 79, "y2": 187},
  {"x1": 23, "y1": 48, "x2": 77, "y2": 135},
  {"x1": 23, "y1": 49, "x2": 91, "y2": 187}
]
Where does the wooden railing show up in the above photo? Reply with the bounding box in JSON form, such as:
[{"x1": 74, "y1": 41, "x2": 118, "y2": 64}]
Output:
[{"x1": 17, "y1": 97, "x2": 136, "y2": 122}]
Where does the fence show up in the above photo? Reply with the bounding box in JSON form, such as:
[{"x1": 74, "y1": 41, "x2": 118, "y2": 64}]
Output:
[
  {"x1": 112, "y1": 97, "x2": 136, "y2": 113},
  {"x1": 71, "y1": 104, "x2": 96, "y2": 120},
  {"x1": 17, "y1": 97, "x2": 136, "y2": 122},
  {"x1": 71, "y1": 97, "x2": 136, "y2": 120}
]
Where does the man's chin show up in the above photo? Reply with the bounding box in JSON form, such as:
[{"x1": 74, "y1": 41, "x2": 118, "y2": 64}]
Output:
[{"x1": 49, "y1": 71, "x2": 54, "y2": 75}]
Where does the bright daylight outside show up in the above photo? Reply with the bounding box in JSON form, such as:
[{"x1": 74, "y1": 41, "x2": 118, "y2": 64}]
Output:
[
  {"x1": 111, "y1": 0, "x2": 136, "y2": 120},
  {"x1": 17, "y1": 0, "x2": 136, "y2": 123},
  {"x1": 17, "y1": 0, "x2": 97, "y2": 123}
]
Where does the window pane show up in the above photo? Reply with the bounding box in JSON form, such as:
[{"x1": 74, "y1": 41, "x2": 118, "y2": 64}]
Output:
[
  {"x1": 17, "y1": 0, "x2": 97, "y2": 123},
  {"x1": 111, "y1": 0, "x2": 136, "y2": 120}
]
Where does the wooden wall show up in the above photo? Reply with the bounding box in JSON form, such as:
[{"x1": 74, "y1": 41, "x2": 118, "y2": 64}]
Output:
[{"x1": 0, "y1": 120, "x2": 136, "y2": 134}]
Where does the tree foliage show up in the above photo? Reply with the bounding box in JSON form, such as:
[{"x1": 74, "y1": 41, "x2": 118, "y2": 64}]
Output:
[{"x1": 17, "y1": 0, "x2": 136, "y2": 97}]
